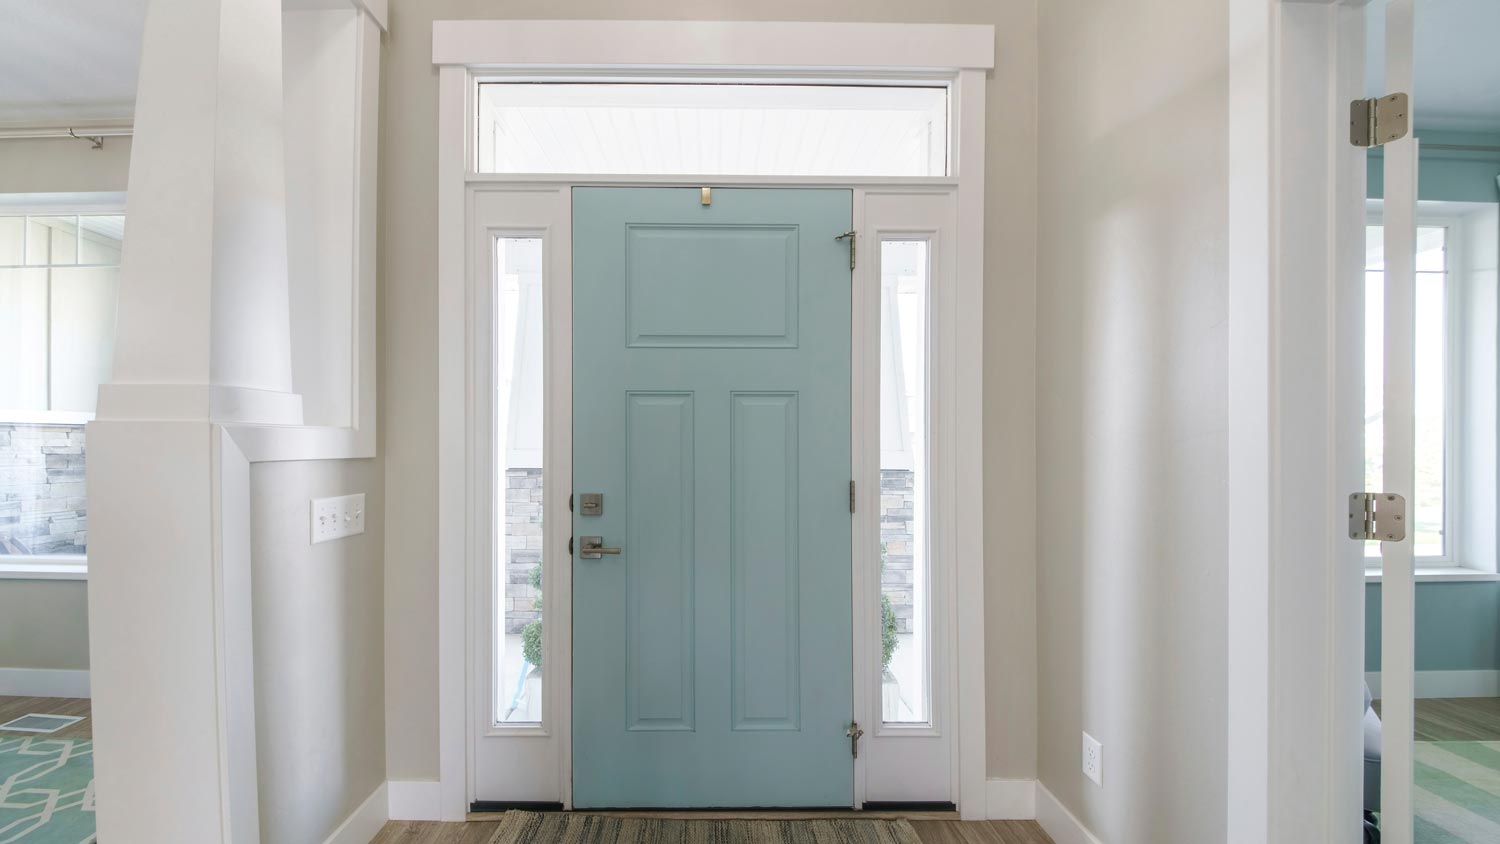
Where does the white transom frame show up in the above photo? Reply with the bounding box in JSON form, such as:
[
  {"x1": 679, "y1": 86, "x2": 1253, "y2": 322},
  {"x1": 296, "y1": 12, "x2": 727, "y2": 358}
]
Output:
[{"x1": 435, "y1": 19, "x2": 992, "y2": 821}]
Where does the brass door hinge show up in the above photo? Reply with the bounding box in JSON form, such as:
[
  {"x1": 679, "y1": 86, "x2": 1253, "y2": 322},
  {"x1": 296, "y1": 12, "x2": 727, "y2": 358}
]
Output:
[
  {"x1": 835, "y1": 230, "x2": 857, "y2": 270},
  {"x1": 1349, "y1": 492, "x2": 1406, "y2": 542},
  {"x1": 1350, "y1": 93, "x2": 1410, "y2": 148}
]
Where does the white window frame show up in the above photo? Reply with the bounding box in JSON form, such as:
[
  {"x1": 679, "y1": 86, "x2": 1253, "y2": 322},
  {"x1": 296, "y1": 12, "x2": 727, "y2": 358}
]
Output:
[
  {"x1": 0, "y1": 193, "x2": 126, "y2": 579},
  {"x1": 1362, "y1": 212, "x2": 1496, "y2": 578},
  {"x1": 434, "y1": 20, "x2": 993, "y2": 822}
]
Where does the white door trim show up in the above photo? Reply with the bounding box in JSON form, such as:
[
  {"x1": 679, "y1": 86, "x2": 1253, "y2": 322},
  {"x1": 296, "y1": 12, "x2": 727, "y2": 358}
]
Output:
[
  {"x1": 435, "y1": 20, "x2": 991, "y2": 821},
  {"x1": 1230, "y1": 1, "x2": 1378, "y2": 842}
]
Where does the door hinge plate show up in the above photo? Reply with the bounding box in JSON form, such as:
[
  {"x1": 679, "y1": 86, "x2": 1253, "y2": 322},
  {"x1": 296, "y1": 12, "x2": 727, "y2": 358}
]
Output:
[
  {"x1": 835, "y1": 230, "x2": 857, "y2": 270},
  {"x1": 1350, "y1": 93, "x2": 1410, "y2": 148},
  {"x1": 849, "y1": 480, "x2": 856, "y2": 513},
  {"x1": 1349, "y1": 492, "x2": 1406, "y2": 542}
]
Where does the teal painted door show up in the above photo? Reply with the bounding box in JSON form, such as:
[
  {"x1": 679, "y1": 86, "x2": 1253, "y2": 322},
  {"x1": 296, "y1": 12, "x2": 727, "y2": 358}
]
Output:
[{"x1": 572, "y1": 188, "x2": 853, "y2": 808}]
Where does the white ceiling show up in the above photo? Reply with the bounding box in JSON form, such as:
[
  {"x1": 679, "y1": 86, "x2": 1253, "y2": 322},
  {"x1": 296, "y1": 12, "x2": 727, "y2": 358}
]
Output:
[
  {"x1": 1366, "y1": 0, "x2": 1500, "y2": 133},
  {"x1": 0, "y1": 0, "x2": 149, "y2": 125}
]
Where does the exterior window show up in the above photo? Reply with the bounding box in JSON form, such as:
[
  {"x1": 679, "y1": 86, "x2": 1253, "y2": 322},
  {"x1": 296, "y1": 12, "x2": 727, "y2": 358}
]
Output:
[
  {"x1": 1365, "y1": 223, "x2": 1450, "y2": 562},
  {"x1": 494, "y1": 236, "x2": 544, "y2": 724},
  {"x1": 476, "y1": 83, "x2": 949, "y2": 177},
  {"x1": 0, "y1": 213, "x2": 123, "y2": 560},
  {"x1": 880, "y1": 239, "x2": 931, "y2": 724}
]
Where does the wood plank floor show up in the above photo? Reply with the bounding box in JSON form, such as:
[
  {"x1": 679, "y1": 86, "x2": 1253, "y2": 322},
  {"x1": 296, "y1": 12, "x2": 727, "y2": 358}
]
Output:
[
  {"x1": 373, "y1": 818, "x2": 1053, "y2": 844},
  {"x1": 0, "y1": 695, "x2": 92, "y2": 738},
  {"x1": 1371, "y1": 696, "x2": 1500, "y2": 742}
]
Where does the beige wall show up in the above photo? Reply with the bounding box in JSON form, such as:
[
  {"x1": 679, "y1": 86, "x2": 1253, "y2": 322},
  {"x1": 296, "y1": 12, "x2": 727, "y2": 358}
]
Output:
[
  {"x1": 380, "y1": 0, "x2": 1039, "y2": 781},
  {"x1": 251, "y1": 458, "x2": 385, "y2": 844},
  {"x1": 0, "y1": 579, "x2": 90, "y2": 670},
  {"x1": 0, "y1": 136, "x2": 132, "y2": 195},
  {"x1": 1036, "y1": 0, "x2": 1229, "y2": 842},
  {"x1": 0, "y1": 136, "x2": 132, "y2": 677}
]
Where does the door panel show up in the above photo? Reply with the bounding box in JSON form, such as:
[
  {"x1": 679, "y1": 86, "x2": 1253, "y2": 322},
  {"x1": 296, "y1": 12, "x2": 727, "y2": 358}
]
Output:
[{"x1": 572, "y1": 187, "x2": 853, "y2": 808}]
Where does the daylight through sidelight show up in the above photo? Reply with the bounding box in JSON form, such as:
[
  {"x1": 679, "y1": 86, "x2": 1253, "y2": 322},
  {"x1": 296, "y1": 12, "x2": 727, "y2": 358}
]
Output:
[
  {"x1": 494, "y1": 236, "x2": 545, "y2": 724},
  {"x1": 879, "y1": 239, "x2": 932, "y2": 725}
]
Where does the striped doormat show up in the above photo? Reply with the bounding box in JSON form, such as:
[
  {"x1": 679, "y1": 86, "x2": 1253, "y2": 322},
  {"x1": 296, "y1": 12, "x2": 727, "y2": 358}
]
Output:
[
  {"x1": 487, "y1": 811, "x2": 923, "y2": 844},
  {"x1": 1414, "y1": 741, "x2": 1500, "y2": 843}
]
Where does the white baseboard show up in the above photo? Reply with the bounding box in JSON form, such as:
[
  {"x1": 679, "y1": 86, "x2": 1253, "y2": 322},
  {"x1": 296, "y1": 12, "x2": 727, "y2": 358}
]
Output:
[
  {"x1": 1366, "y1": 670, "x2": 1500, "y2": 700},
  {"x1": 323, "y1": 782, "x2": 389, "y2": 844},
  {"x1": 0, "y1": 667, "x2": 90, "y2": 698},
  {"x1": 1035, "y1": 782, "x2": 1104, "y2": 844},
  {"x1": 388, "y1": 780, "x2": 443, "y2": 821},
  {"x1": 985, "y1": 778, "x2": 1036, "y2": 819}
]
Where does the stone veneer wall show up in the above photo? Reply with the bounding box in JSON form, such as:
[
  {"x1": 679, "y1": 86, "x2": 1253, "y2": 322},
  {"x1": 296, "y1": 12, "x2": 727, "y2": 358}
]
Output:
[
  {"x1": 498, "y1": 466, "x2": 917, "y2": 635},
  {"x1": 0, "y1": 423, "x2": 88, "y2": 556},
  {"x1": 880, "y1": 468, "x2": 916, "y2": 633},
  {"x1": 504, "y1": 467, "x2": 543, "y2": 634}
]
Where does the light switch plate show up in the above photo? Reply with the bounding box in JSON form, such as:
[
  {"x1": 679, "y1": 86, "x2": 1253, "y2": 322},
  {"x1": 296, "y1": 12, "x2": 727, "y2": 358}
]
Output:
[{"x1": 311, "y1": 493, "x2": 366, "y2": 544}]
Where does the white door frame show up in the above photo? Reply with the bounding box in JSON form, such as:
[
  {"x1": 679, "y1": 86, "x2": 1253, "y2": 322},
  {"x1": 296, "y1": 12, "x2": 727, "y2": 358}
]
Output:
[
  {"x1": 434, "y1": 20, "x2": 995, "y2": 822},
  {"x1": 1227, "y1": 1, "x2": 1380, "y2": 842}
]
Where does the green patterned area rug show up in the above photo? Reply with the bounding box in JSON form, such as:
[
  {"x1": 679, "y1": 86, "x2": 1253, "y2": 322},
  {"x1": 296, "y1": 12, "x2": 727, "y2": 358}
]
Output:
[
  {"x1": 0, "y1": 737, "x2": 94, "y2": 843},
  {"x1": 1415, "y1": 741, "x2": 1500, "y2": 843}
]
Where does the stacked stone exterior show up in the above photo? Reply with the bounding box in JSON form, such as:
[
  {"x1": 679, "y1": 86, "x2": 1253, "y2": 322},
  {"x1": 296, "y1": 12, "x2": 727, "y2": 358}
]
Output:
[
  {"x1": 504, "y1": 467, "x2": 544, "y2": 634},
  {"x1": 880, "y1": 468, "x2": 916, "y2": 633},
  {"x1": 0, "y1": 423, "x2": 88, "y2": 556}
]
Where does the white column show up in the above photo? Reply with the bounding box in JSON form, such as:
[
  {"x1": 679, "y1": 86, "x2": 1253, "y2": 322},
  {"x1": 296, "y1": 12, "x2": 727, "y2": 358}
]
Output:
[
  {"x1": 87, "y1": 1, "x2": 300, "y2": 841},
  {"x1": 99, "y1": 0, "x2": 302, "y2": 425}
]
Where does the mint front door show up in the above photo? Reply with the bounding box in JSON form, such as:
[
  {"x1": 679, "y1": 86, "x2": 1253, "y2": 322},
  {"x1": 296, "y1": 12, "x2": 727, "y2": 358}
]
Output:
[{"x1": 572, "y1": 188, "x2": 853, "y2": 808}]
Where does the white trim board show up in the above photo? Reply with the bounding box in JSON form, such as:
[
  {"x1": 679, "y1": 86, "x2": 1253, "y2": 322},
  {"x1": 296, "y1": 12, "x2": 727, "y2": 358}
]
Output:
[
  {"x1": 0, "y1": 668, "x2": 91, "y2": 698},
  {"x1": 1035, "y1": 783, "x2": 1105, "y2": 844},
  {"x1": 321, "y1": 781, "x2": 389, "y2": 844},
  {"x1": 387, "y1": 780, "x2": 443, "y2": 822},
  {"x1": 1366, "y1": 670, "x2": 1500, "y2": 700},
  {"x1": 433, "y1": 21, "x2": 995, "y2": 70}
]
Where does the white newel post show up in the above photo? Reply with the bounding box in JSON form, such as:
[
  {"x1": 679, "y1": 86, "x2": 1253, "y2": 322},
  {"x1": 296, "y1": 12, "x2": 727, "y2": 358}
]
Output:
[{"x1": 86, "y1": 0, "x2": 302, "y2": 841}]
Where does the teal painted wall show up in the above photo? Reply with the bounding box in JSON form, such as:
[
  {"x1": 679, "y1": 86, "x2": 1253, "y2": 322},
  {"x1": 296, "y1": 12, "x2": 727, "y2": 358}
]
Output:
[
  {"x1": 1366, "y1": 582, "x2": 1500, "y2": 672},
  {"x1": 1368, "y1": 130, "x2": 1500, "y2": 204},
  {"x1": 1366, "y1": 130, "x2": 1500, "y2": 673}
]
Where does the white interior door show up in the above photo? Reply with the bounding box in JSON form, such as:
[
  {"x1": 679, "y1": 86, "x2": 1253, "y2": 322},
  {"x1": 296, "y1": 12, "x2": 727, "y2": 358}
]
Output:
[{"x1": 1374, "y1": 1, "x2": 1418, "y2": 840}]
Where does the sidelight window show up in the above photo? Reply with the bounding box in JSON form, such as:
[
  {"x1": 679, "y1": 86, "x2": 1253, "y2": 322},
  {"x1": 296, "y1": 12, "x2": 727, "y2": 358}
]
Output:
[
  {"x1": 494, "y1": 236, "x2": 545, "y2": 724},
  {"x1": 879, "y1": 238, "x2": 932, "y2": 725}
]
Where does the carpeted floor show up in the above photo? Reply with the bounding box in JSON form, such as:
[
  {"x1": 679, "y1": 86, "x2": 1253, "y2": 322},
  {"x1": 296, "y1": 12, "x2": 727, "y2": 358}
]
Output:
[
  {"x1": 0, "y1": 736, "x2": 95, "y2": 843},
  {"x1": 486, "y1": 811, "x2": 922, "y2": 844}
]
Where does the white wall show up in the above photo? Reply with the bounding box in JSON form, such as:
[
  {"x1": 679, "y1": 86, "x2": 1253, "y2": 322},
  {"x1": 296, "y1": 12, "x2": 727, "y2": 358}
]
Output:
[
  {"x1": 0, "y1": 137, "x2": 132, "y2": 195},
  {"x1": 380, "y1": 0, "x2": 1040, "y2": 784},
  {"x1": 251, "y1": 458, "x2": 385, "y2": 844},
  {"x1": 1036, "y1": 0, "x2": 1229, "y2": 841}
]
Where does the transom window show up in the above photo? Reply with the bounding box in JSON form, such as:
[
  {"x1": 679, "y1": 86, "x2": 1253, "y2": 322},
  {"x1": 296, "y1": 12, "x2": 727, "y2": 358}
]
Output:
[{"x1": 475, "y1": 83, "x2": 949, "y2": 177}]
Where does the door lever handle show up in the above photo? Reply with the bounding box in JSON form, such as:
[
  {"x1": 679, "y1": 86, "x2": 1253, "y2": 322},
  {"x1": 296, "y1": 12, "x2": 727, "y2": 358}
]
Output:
[{"x1": 578, "y1": 536, "x2": 622, "y2": 559}]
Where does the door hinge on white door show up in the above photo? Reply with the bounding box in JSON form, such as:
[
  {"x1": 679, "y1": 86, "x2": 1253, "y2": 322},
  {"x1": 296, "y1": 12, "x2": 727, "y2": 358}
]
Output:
[
  {"x1": 1349, "y1": 492, "x2": 1407, "y2": 542},
  {"x1": 835, "y1": 230, "x2": 856, "y2": 270},
  {"x1": 1350, "y1": 93, "x2": 1410, "y2": 148}
]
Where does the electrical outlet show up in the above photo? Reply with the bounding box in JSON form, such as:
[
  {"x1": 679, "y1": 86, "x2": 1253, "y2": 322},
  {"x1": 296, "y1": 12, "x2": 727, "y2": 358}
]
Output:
[
  {"x1": 1082, "y1": 731, "x2": 1103, "y2": 786},
  {"x1": 311, "y1": 493, "x2": 366, "y2": 544}
]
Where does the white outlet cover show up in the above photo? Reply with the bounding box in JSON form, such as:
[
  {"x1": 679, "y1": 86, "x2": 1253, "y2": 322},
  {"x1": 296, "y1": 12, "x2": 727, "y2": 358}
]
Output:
[
  {"x1": 311, "y1": 493, "x2": 366, "y2": 544},
  {"x1": 1082, "y1": 731, "x2": 1103, "y2": 786}
]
